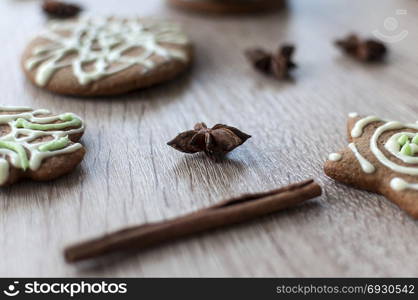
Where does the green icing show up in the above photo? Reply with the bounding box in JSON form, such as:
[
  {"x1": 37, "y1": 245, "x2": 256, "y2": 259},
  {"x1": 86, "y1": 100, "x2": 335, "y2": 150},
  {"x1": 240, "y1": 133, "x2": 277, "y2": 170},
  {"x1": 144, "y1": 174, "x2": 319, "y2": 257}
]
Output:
[
  {"x1": 0, "y1": 141, "x2": 29, "y2": 170},
  {"x1": 15, "y1": 114, "x2": 81, "y2": 131},
  {"x1": 398, "y1": 134, "x2": 409, "y2": 146},
  {"x1": 412, "y1": 134, "x2": 418, "y2": 145},
  {"x1": 38, "y1": 136, "x2": 70, "y2": 152},
  {"x1": 400, "y1": 142, "x2": 412, "y2": 156}
]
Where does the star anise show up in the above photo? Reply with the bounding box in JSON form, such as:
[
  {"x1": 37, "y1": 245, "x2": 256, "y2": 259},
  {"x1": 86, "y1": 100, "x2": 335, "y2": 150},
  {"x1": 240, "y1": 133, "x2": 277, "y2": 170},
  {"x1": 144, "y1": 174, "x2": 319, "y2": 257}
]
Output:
[
  {"x1": 245, "y1": 44, "x2": 297, "y2": 80},
  {"x1": 271, "y1": 45, "x2": 297, "y2": 79},
  {"x1": 244, "y1": 48, "x2": 272, "y2": 74},
  {"x1": 42, "y1": 0, "x2": 82, "y2": 19},
  {"x1": 335, "y1": 34, "x2": 387, "y2": 62},
  {"x1": 167, "y1": 123, "x2": 251, "y2": 160}
]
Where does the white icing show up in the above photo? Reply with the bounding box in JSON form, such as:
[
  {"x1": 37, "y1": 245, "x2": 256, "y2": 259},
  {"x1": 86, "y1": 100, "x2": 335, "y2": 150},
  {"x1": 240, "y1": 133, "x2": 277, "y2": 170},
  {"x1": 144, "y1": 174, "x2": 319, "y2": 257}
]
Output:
[
  {"x1": 0, "y1": 107, "x2": 84, "y2": 183},
  {"x1": 370, "y1": 121, "x2": 418, "y2": 176},
  {"x1": 350, "y1": 115, "x2": 380, "y2": 138},
  {"x1": 348, "y1": 143, "x2": 376, "y2": 173},
  {"x1": 25, "y1": 17, "x2": 190, "y2": 86},
  {"x1": 385, "y1": 132, "x2": 418, "y2": 164},
  {"x1": 390, "y1": 177, "x2": 418, "y2": 191},
  {"x1": 348, "y1": 112, "x2": 358, "y2": 118},
  {"x1": 328, "y1": 153, "x2": 342, "y2": 161},
  {"x1": 412, "y1": 143, "x2": 418, "y2": 154},
  {"x1": 346, "y1": 115, "x2": 418, "y2": 192},
  {"x1": 0, "y1": 106, "x2": 32, "y2": 112},
  {"x1": 0, "y1": 158, "x2": 9, "y2": 185}
]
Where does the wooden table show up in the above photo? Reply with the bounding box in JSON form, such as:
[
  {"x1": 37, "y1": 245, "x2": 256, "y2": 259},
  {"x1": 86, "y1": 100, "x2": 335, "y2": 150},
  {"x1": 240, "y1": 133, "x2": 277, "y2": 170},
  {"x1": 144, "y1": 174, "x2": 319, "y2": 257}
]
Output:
[{"x1": 1, "y1": 0, "x2": 417, "y2": 277}]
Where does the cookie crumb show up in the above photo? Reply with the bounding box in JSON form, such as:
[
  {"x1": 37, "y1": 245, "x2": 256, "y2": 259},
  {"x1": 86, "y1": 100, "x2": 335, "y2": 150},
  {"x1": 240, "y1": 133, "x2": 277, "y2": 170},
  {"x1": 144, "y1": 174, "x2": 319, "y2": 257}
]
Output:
[
  {"x1": 42, "y1": 0, "x2": 82, "y2": 19},
  {"x1": 335, "y1": 34, "x2": 387, "y2": 62}
]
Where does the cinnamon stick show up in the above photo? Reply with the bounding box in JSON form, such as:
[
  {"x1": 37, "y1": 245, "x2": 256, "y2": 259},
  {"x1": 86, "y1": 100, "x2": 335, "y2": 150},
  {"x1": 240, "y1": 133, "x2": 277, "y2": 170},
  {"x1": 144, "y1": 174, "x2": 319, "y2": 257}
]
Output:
[{"x1": 65, "y1": 179, "x2": 321, "y2": 263}]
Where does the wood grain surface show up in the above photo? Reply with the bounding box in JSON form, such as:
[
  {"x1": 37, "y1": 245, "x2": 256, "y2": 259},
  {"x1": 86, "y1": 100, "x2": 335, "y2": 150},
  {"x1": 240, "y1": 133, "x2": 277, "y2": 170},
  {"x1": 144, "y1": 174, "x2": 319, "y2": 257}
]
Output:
[{"x1": 1, "y1": 0, "x2": 417, "y2": 277}]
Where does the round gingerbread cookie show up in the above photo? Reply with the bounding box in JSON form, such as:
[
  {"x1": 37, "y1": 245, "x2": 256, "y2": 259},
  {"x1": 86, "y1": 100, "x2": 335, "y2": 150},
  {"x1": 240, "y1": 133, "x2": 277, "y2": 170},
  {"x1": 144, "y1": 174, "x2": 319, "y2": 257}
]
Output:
[
  {"x1": 168, "y1": 0, "x2": 286, "y2": 14},
  {"x1": 22, "y1": 17, "x2": 193, "y2": 96},
  {"x1": 0, "y1": 105, "x2": 86, "y2": 186}
]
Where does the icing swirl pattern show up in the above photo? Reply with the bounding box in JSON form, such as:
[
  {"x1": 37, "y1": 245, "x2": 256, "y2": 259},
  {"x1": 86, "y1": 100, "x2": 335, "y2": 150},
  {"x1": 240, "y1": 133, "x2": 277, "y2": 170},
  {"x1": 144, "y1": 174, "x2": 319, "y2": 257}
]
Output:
[
  {"x1": 24, "y1": 17, "x2": 190, "y2": 86},
  {"x1": 350, "y1": 116, "x2": 418, "y2": 191},
  {"x1": 0, "y1": 106, "x2": 84, "y2": 185}
]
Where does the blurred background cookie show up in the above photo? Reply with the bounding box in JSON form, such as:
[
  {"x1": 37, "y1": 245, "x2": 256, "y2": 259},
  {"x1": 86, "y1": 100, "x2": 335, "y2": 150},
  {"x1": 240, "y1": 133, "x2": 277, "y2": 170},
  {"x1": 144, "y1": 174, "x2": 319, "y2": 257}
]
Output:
[
  {"x1": 22, "y1": 17, "x2": 193, "y2": 96},
  {"x1": 168, "y1": 0, "x2": 286, "y2": 14}
]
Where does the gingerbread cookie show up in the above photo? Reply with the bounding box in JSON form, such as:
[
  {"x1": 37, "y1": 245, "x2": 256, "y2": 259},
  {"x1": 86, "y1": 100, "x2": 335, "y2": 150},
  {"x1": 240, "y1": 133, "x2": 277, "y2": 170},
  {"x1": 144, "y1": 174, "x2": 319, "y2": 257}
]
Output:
[
  {"x1": 22, "y1": 17, "x2": 192, "y2": 96},
  {"x1": 0, "y1": 106, "x2": 85, "y2": 186},
  {"x1": 324, "y1": 113, "x2": 418, "y2": 218},
  {"x1": 168, "y1": 0, "x2": 286, "y2": 14}
]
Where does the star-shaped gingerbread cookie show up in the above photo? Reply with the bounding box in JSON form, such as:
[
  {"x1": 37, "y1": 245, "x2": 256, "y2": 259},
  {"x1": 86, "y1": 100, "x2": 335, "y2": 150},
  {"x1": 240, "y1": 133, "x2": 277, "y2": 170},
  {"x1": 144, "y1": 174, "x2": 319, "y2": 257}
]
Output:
[{"x1": 324, "y1": 113, "x2": 418, "y2": 218}]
